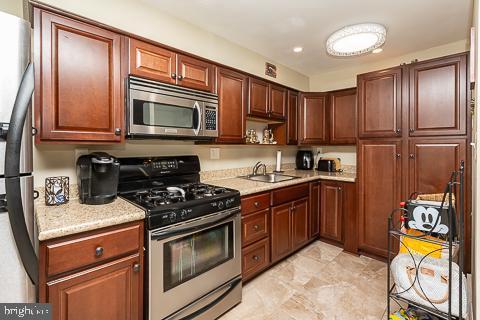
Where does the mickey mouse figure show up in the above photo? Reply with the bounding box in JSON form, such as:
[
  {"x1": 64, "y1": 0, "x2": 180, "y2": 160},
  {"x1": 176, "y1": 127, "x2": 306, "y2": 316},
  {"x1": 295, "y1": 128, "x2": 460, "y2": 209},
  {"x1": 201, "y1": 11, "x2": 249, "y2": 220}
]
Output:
[{"x1": 408, "y1": 205, "x2": 449, "y2": 234}]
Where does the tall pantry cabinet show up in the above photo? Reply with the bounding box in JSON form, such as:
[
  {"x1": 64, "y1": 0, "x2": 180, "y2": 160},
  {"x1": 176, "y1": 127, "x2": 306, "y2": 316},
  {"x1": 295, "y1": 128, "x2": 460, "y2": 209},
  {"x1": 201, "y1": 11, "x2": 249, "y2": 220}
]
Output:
[{"x1": 356, "y1": 53, "x2": 470, "y2": 268}]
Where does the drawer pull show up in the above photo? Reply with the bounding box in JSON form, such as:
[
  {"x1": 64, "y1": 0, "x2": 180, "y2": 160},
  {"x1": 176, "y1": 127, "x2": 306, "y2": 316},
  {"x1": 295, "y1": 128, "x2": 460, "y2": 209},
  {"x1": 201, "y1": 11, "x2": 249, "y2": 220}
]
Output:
[
  {"x1": 252, "y1": 255, "x2": 260, "y2": 262},
  {"x1": 133, "y1": 263, "x2": 140, "y2": 272},
  {"x1": 95, "y1": 246, "x2": 104, "y2": 257},
  {"x1": 254, "y1": 201, "x2": 260, "y2": 208},
  {"x1": 253, "y1": 224, "x2": 260, "y2": 231}
]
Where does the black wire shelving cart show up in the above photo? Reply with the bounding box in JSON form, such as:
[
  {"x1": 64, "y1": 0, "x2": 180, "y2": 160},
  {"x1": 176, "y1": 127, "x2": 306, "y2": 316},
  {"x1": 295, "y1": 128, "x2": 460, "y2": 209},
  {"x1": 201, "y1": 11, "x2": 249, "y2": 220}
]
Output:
[{"x1": 386, "y1": 161, "x2": 466, "y2": 320}]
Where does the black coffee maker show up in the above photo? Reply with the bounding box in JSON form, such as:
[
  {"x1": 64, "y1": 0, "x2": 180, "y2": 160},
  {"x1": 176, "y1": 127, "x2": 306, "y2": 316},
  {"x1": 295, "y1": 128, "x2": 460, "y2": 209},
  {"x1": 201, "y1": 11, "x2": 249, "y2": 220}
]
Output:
[{"x1": 76, "y1": 152, "x2": 120, "y2": 205}]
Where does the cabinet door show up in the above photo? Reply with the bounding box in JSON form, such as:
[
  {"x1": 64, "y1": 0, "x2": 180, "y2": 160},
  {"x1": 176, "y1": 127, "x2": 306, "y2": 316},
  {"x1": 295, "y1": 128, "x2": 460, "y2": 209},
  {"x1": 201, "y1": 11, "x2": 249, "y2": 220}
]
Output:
[
  {"x1": 309, "y1": 182, "x2": 321, "y2": 239},
  {"x1": 47, "y1": 255, "x2": 142, "y2": 320},
  {"x1": 177, "y1": 54, "x2": 215, "y2": 92},
  {"x1": 248, "y1": 78, "x2": 269, "y2": 117},
  {"x1": 286, "y1": 91, "x2": 299, "y2": 145},
  {"x1": 408, "y1": 138, "x2": 466, "y2": 195},
  {"x1": 270, "y1": 84, "x2": 287, "y2": 119},
  {"x1": 216, "y1": 68, "x2": 247, "y2": 143},
  {"x1": 271, "y1": 202, "x2": 292, "y2": 262},
  {"x1": 35, "y1": 10, "x2": 123, "y2": 143},
  {"x1": 357, "y1": 67, "x2": 403, "y2": 138},
  {"x1": 320, "y1": 182, "x2": 343, "y2": 243},
  {"x1": 358, "y1": 140, "x2": 402, "y2": 258},
  {"x1": 299, "y1": 93, "x2": 329, "y2": 145},
  {"x1": 329, "y1": 88, "x2": 357, "y2": 144},
  {"x1": 292, "y1": 198, "x2": 309, "y2": 250},
  {"x1": 128, "y1": 38, "x2": 176, "y2": 84},
  {"x1": 409, "y1": 54, "x2": 467, "y2": 136}
]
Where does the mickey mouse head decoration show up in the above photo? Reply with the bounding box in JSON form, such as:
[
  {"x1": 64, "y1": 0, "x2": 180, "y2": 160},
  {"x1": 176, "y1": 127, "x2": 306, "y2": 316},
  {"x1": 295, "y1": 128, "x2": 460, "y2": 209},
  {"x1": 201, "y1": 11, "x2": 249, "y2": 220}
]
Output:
[{"x1": 408, "y1": 206, "x2": 449, "y2": 234}]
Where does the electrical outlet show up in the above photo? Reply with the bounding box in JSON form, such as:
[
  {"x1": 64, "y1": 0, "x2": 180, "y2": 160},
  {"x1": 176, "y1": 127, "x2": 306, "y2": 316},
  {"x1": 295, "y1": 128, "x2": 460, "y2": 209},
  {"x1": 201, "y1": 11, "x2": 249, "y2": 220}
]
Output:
[
  {"x1": 74, "y1": 148, "x2": 89, "y2": 163},
  {"x1": 315, "y1": 147, "x2": 323, "y2": 154},
  {"x1": 210, "y1": 148, "x2": 220, "y2": 160}
]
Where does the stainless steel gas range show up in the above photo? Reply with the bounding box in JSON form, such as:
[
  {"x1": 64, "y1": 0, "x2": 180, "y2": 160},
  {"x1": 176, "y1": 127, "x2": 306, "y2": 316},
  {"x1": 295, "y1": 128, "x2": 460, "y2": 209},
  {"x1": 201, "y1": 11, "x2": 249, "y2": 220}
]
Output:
[{"x1": 117, "y1": 156, "x2": 241, "y2": 320}]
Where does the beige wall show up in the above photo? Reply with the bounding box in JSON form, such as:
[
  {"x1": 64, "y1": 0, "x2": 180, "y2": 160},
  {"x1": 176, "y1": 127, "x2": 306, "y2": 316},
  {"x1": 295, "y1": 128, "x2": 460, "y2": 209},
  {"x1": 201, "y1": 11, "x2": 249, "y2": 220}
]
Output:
[
  {"x1": 33, "y1": 0, "x2": 309, "y2": 91},
  {"x1": 0, "y1": 0, "x2": 23, "y2": 17},
  {"x1": 309, "y1": 40, "x2": 469, "y2": 91}
]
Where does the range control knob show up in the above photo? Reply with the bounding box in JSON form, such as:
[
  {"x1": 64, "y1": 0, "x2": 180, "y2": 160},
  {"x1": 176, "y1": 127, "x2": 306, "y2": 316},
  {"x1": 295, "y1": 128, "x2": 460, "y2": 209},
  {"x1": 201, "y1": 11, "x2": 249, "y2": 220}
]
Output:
[
  {"x1": 217, "y1": 201, "x2": 224, "y2": 210},
  {"x1": 169, "y1": 212, "x2": 177, "y2": 222},
  {"x1": 225, "y1": 199, "x2": 233, "y2": 208},
  {"x1": 180, "y1": 209, "x2": 188, "y2": 219}
]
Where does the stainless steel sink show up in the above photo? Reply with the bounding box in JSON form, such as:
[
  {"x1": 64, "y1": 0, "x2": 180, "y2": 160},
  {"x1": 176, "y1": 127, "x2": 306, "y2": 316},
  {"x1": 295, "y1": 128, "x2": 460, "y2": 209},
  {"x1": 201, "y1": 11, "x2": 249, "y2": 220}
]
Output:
[{"x1": 239, "y1": 173, "x2": 299, "y2": 183}]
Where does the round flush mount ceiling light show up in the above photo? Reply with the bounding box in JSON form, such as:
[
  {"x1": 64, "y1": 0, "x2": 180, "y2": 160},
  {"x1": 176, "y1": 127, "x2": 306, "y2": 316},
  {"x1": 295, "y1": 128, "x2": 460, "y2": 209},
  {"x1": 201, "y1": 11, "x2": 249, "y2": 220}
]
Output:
[{"x1": 326, "y1": 23, "x2": 386, "y2": 57}]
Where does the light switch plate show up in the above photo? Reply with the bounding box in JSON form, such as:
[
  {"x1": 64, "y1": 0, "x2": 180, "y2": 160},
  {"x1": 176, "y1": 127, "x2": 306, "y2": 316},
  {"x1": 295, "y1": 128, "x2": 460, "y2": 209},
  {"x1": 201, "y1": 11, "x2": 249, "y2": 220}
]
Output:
[{"x1": 210, "y1": 147, "x2": 220, "y2": 160}]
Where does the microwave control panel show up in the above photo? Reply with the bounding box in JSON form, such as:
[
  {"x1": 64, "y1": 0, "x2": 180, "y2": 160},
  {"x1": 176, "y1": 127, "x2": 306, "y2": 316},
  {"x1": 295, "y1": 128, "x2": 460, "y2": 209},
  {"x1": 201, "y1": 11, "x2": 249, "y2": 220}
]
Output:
[{"x1": 205, "y1": 107, "x2": 217, "y2": 131}]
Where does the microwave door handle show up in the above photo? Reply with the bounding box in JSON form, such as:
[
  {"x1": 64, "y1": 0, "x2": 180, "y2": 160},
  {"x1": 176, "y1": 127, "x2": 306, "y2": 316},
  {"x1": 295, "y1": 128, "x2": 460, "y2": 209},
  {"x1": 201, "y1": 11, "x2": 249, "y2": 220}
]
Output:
[{"x1": 193, "y1": 102, "x2": 201, "y2": 136}]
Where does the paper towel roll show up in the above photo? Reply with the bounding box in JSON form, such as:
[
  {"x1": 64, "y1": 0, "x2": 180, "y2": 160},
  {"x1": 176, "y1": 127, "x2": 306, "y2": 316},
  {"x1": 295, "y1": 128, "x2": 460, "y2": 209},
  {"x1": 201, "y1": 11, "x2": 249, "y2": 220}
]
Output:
[{"x1": 275, "y1": 150, "x2": 282, "y2": 172}]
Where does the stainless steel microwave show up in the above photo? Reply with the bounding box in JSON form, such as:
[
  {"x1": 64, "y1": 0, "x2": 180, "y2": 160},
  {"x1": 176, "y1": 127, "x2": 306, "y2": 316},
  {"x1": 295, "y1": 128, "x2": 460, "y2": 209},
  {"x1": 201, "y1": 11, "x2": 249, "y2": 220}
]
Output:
[{"x1": 127, "y1": 76, "x2": 218, "y2": 139}]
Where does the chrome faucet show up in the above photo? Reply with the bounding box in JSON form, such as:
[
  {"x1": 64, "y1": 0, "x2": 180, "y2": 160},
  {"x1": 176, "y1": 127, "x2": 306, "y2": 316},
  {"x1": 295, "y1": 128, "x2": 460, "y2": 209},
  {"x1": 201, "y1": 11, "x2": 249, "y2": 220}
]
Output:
[{"x1": 252, "y1": 161, "x2": 267, "y2": 176}]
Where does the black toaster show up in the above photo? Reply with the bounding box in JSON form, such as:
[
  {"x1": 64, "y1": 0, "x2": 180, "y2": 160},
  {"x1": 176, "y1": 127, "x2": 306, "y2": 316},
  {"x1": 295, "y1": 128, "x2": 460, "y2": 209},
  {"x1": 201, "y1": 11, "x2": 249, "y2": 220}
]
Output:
[{"x1": 316, "y1": 159, "x2": 337, "y2": 172}]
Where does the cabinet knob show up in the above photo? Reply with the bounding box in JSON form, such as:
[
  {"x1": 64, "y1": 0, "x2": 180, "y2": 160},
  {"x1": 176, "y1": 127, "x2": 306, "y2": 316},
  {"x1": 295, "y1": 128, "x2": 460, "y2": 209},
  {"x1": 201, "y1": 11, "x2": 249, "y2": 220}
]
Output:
[
  {"x1": 253, "y1": 224, "x2": 260, "y2": 231},
  {"x1": 178, "y1": 75, "x2": 183, "y2": 80},
  {"x1": 409, "y1": 129, "x2": 415, "y2": 133},
  {"x1": 254, "y1": 201, "x2": 260, "y2": 208},
  {"x1": 409, "y1": 154, "x2": 415, "y2": 159},
  {"x1": 395, "y1": 129, "x2": 401, "y2": 134},
  {"x1": 396, "y1": 153, "x2": 401, "y2": 159},
  {"x1": 114, "y1": 128, "x2": 122, "y2": 136},
  {"x1": 133, "y1": 263, "x2": 140, "y2": 272},
  {"x1": 338, "y1": 187, "x2": 342, "y2": 191},
  {"x1": 95, "y1": 246, "x2": 104, "y2": 257},
  {"x1": 171, "y1": 73, "x2": 177, "y2": 79},
  {"x1": 252, "y1": 255, "x2": 259, "y2": 262}
]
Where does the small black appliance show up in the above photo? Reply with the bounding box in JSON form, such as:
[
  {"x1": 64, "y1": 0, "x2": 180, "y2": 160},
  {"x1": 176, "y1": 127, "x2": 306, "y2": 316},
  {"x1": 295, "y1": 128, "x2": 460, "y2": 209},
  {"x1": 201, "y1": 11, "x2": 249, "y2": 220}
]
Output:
[
  {"x1": 317, "y1": 159, "x2": 337, "y2": 172},
  {"x1": 76, "y1": 152, "x2": 120, "y2": 205},
  {"x1": 296, "y1": 150, "x2": 314, "y2": 170}
]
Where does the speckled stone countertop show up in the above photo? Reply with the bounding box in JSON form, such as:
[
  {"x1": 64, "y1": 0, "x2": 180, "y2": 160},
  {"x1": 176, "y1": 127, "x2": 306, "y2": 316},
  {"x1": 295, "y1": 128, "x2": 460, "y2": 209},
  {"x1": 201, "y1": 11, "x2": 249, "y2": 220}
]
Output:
[
  {"x1": 35, "y1": 190, "x2": 145, "y2": 241},
  {"x1": 204, "y1": 169, "x2": 356, "y2": 196}
]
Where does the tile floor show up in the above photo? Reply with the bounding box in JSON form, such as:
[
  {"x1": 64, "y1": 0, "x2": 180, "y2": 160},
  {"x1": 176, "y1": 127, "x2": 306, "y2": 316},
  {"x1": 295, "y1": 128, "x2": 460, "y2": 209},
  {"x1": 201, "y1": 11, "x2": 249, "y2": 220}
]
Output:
[{"x1": 220, "y1": 241, "x2": 388, "y2": 320}]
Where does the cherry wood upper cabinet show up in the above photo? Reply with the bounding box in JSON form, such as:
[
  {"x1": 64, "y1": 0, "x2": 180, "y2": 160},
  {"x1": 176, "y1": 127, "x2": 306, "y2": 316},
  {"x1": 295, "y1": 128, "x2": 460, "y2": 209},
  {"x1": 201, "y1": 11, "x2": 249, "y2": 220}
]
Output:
[
  {"x1": 299, "y1": 93, "x2": 329, "y2": 145},
  {"x1": 358, "y1": 140, "x2": 402, "y2": 258},
  {"x1": 270, "y1": 202, "x2": 292, "y2": 263},
  {"x1": 34, "y1": 9, "x2": 124, "y2": 143},
  {"x1": 309, "y1": 182, "x2": 321, "y2": 240},
  {"x1": 408, "y1": 138, "x2": 466, "y2": 195},
  {"x1": 291, "y1": 198, "x2": 309, "y2": 250},
  {"x1": 286, "y1": 91, "x2": 299, "y2": 145},
  {"x1": 248, "y1": 78, "x2": 270, "y2": 117},
  {"x1": 216, "y1": 68, "x2": 248, "y2": 143},
  {"x1": 47, "y1": 254, "x2": 141, "y2": 320},
  {"x1": 129, "y1": 38, "x2": 176, "y2": 84},
  {"x1": 409, "y1": 53, "x2": 467, "y2": 136},
  {"x1": 329, "y1": 88, "x2": 357, "y2": 144},
  {"x1": 269, "y1": 84, "x2": 287, "y2": 119},
  {"x1": 320, "y1": 181, "x2": 343, "y2": 243},
  {"x1": 177, "y1": 54, "x2": 215, "y2": 92},
  {"x1": 357, "y1": 67, "x2": 403, "y2": 138}
]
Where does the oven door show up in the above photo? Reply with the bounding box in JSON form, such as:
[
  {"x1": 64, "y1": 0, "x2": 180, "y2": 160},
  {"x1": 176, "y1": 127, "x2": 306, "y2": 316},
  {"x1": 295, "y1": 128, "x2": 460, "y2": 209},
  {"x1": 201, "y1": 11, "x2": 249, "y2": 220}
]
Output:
[
  {"x1": 128, "y1": 88, "x2": 203, "y2": 137},
  {"x1": 149, "y1": 208, "x2": 241, "y2": 320}
]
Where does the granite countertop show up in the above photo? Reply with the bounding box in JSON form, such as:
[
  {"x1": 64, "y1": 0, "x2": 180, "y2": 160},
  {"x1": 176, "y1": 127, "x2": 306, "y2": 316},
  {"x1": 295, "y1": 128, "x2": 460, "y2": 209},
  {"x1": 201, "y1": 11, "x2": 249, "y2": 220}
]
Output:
[
  {"x1": 204, "y1": 169, "x2": 356, "y2": 196},
  {"x1": 35, "y1": 196, "x2": 145, "y2": 241}
]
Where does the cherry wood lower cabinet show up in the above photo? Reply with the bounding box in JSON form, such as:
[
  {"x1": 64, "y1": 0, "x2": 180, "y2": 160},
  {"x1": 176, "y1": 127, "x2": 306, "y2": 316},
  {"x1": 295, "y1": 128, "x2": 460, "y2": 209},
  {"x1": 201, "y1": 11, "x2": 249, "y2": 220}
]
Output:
[
  {"x1": 309, "y1": 182, "x2": 321, "y2": 239},
  {"x1": 39, "y1": 221, "x2": 144, "y2": 320},
  {"x1": 320, "y1": 181, "x2": 344, "y2": 243},
  {"x1": 357, "y1": 140, "x2": 402, "y2": 258}
]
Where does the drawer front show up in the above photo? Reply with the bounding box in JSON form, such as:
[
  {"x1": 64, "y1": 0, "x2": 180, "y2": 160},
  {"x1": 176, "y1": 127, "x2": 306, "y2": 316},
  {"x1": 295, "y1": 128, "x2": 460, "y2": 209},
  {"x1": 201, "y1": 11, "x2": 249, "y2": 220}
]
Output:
[
  {"x1": 242, "y1": 208, "x2": 269, "y2": 247},
  {"x1": 242, "y1": 237, "x2": 270, "y2": 281},
  {"x1": 46, "y1": 223, "x2": 141, "y2": 277},
  {"x1": 271, "y1": 183, "x2": 309, "y2": 206},
  {"x1": 241, "y1": 192, "x2": 270, "y2": 216}
]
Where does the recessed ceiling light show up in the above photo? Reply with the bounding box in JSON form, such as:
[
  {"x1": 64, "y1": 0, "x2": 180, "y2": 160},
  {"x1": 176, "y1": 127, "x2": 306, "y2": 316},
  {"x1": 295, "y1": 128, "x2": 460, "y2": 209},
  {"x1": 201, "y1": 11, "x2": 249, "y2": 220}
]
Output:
[
  {"x1": 326, "y1": 23, "x2": 386, "y2": 57},
  {"x1": 372, "y1": 48, "x2": 383, "y2": 54},
  {"x1": 293, "y1": 46, "x2": 303, "y2": 53}
]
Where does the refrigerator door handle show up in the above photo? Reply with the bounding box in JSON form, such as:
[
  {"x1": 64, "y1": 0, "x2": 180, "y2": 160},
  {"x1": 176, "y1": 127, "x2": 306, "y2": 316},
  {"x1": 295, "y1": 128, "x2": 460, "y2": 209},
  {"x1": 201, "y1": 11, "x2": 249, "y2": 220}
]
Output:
[{"x1": 5, "y1": 63, "x2": 38, "y2": 285}]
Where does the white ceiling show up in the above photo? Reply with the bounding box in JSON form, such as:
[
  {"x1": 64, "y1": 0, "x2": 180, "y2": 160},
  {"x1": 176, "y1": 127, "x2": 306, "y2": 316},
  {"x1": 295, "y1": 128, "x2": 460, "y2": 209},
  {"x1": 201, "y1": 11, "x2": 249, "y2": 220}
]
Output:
[{"x1": 143, "y1": 0, "x2": 472, "y2": 76}]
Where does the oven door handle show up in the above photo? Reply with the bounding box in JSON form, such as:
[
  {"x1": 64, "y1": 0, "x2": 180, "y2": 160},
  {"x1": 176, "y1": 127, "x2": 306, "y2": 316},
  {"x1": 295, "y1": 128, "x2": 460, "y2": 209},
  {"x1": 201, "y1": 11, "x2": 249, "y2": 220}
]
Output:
[
  {"x1": 151, "y1": 208, "x2": 239, "y2": 241},
  {"x1": 173, "y1": 277, "x2": 241, "y2": 320}
]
